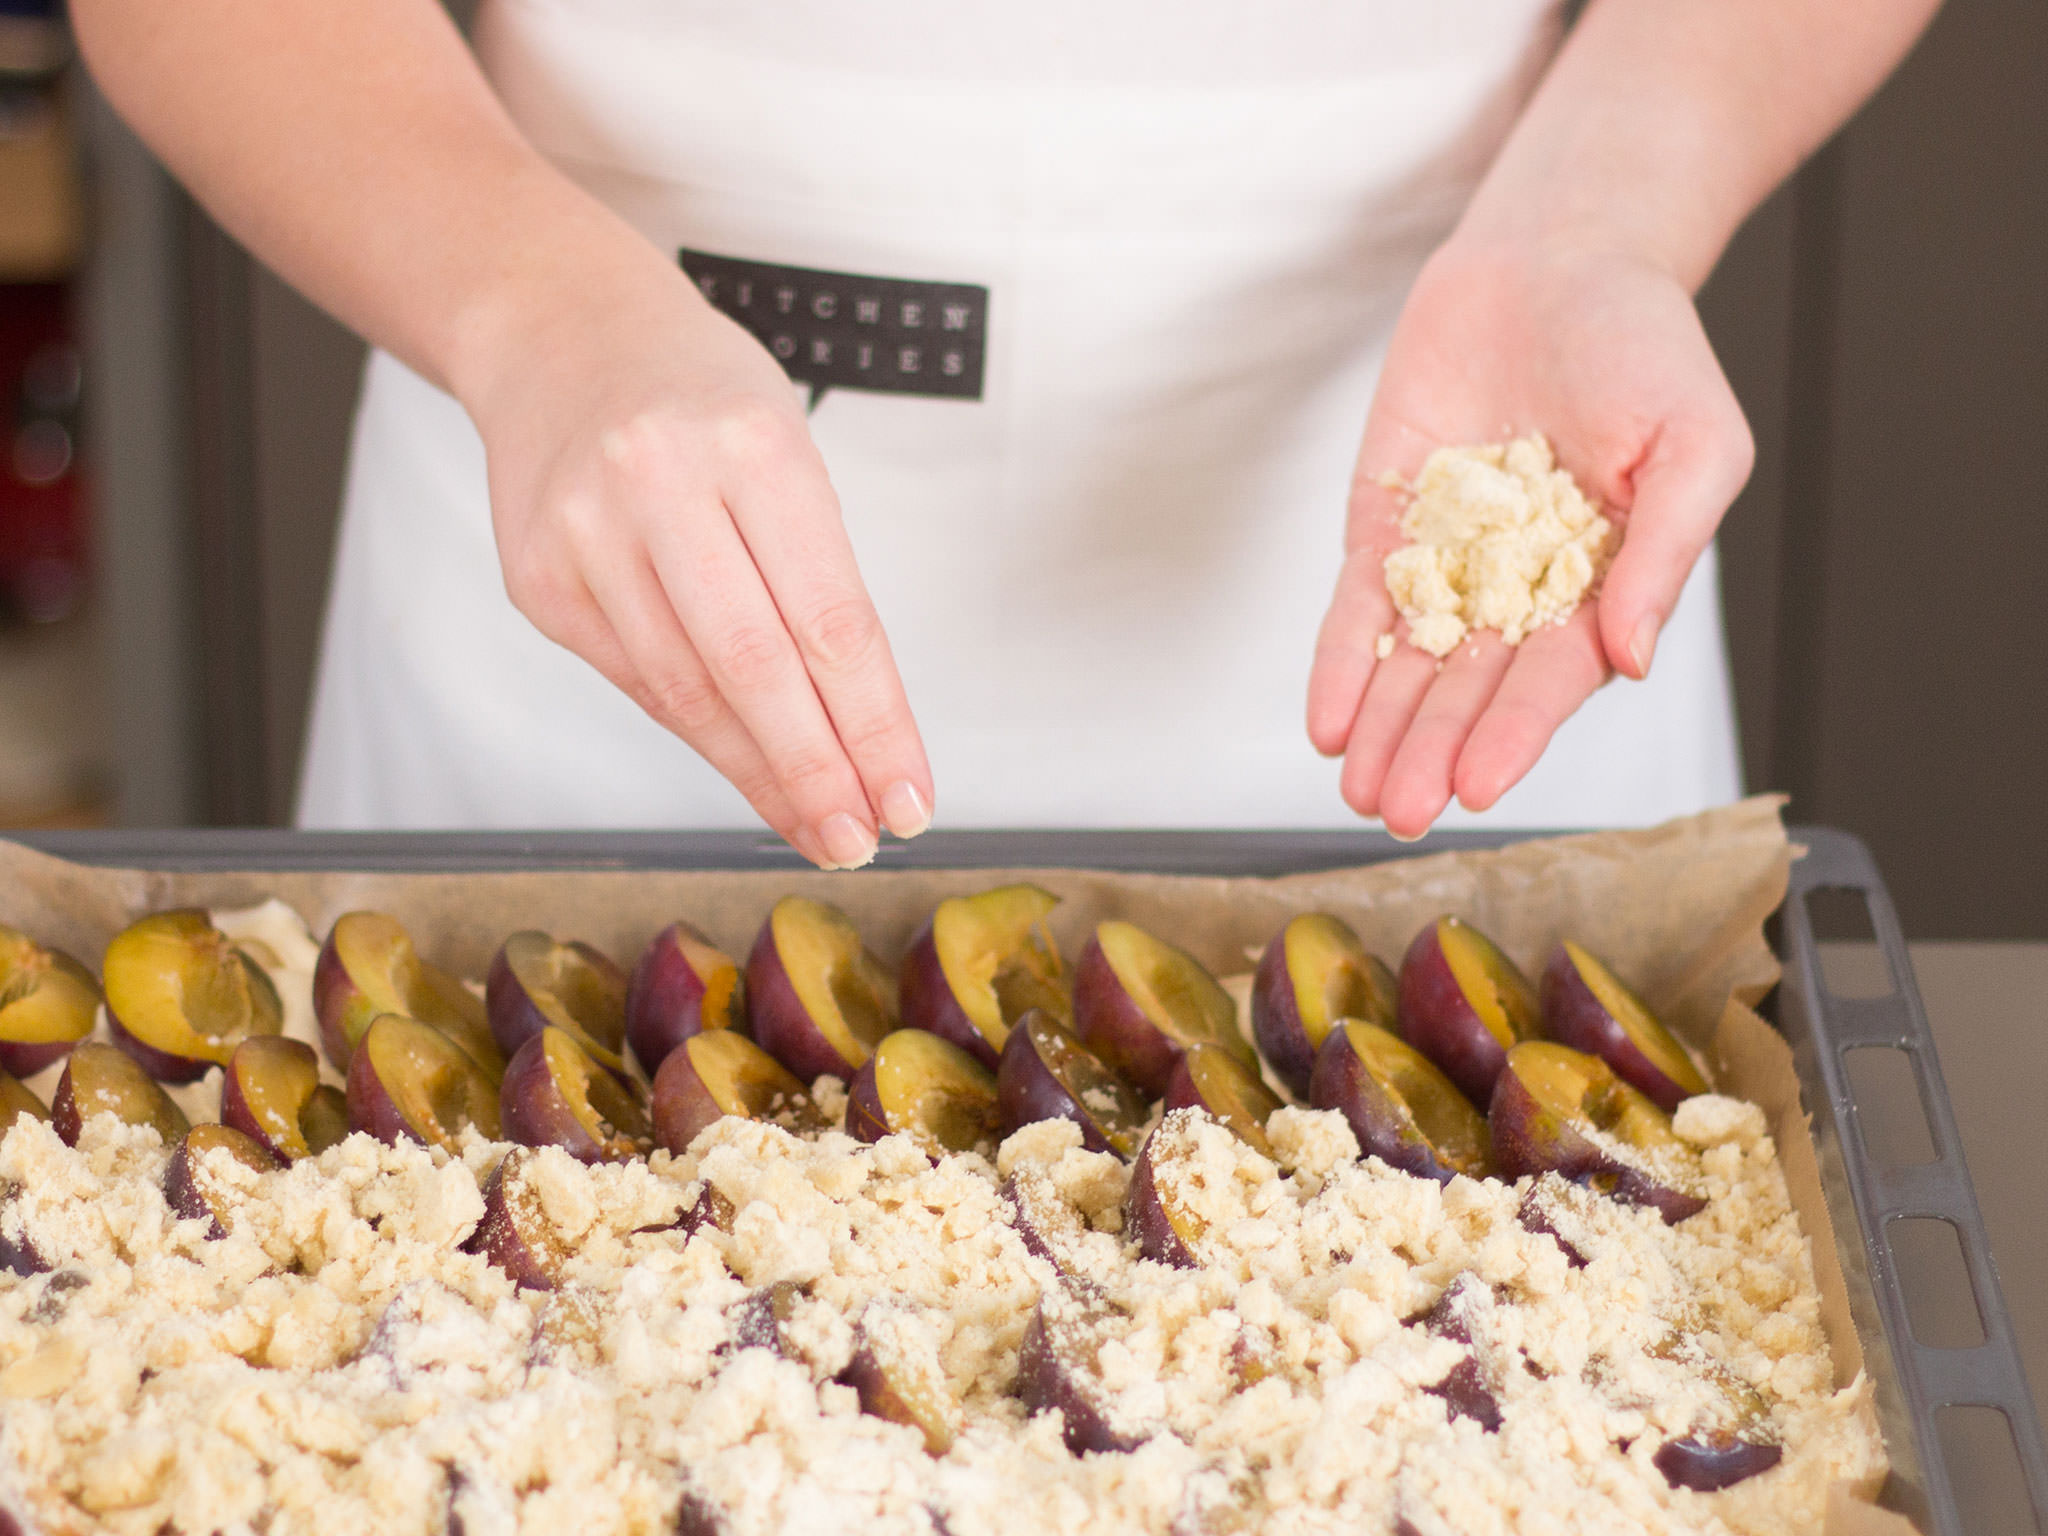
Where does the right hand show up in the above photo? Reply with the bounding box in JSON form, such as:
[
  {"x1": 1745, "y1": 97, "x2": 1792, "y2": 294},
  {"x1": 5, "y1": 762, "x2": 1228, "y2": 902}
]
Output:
[{"x1": 459, "y1": 249, "x2": 932, "y2": 869}]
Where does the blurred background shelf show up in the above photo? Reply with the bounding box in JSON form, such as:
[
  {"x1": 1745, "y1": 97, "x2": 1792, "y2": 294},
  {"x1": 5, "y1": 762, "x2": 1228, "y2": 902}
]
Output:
[{"x1": 1, "y1": 2, "x2": 106, "y2": 829}]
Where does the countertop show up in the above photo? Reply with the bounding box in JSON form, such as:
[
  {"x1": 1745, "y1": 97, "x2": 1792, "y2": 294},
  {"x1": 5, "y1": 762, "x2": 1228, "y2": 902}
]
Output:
[
  {"x1": 1881, "y1": 944, "x2": 2046, "y2": 1405},
  {"x1": 1839, "y1": 941, "x2": 2048, "y2": 1531}
]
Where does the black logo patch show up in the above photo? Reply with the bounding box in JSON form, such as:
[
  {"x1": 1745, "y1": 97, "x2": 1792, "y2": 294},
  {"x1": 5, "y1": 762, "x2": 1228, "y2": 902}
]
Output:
[{"x1": 679, "y1": 249, "x2": 987, "y2": 407}]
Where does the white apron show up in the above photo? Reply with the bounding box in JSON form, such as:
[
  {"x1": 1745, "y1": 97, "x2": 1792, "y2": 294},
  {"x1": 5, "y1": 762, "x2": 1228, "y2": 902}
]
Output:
[{"x1": 298, "y1": 1, "x2": 1741, "y2": 831}]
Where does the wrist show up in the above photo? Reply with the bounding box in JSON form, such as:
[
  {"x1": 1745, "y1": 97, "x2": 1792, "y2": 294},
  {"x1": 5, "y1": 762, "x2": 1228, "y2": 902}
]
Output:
[
  {"x1": 438, "y1": 167, "x2": 695, "y2": 418},
  {"x1": 1450, "y1": 160, "x2": 1721, "y2": 294}
]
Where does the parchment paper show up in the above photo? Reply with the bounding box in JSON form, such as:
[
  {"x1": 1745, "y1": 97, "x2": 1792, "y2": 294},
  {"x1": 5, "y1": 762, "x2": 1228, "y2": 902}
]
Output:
[{"x1": 0, "y1": 795, "x2": 1918, "y2": 1534}]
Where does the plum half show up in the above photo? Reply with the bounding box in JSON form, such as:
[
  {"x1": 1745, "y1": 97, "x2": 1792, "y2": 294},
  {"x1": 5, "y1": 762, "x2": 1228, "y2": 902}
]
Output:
[
  {"x1": 1488, "y1": 1041, "x2": 1705, "y2": 1223},
  {"x1": 486, "y1": 931, "x2": 631, "y2": 1082},
  {"x1": 995, "y1": 1010, "x2": 1147, "y2": 1159},
  {"x1": 1126, "y1": 1116, "x2": 1209, "y2": 1269},
  {"x1": 846, "y1": 1028, "x2": 999, "y2": 1159},
  {"x1": 501, "y1": 1027, "x2": 653, "y2": 1163},
  {"x1": 1539, "y1": 941, "x2": 1707, "y2": 1113},
  {"x1": 102, "y1": 909, "x2": 284, "y2": 1083},
  {"x1": 1001, "y1": 1170, "x2": 1103, "y2": 1293},
  {"x1": 747, "y1": 896, "x2": 895, "y2": 1082},
  {"x1": 1250, "y1": 913, "x2": 1397, "y2": 1099},
  {"x1": 1649, "y1": 1336, "x2": 1783, "y2": 1490},
  {"x1": 346, "y1": 1013, "x2": 502, "y2": 1150},
  {"x1": 1309, "y1": 1020, "x2": 1491, "y2": 1183},
  {"x1": 0, "y1": 1070, "x2": 48, "y2": 1137},
  {"x1": 651, "y1": 1028, "x2": 823, "y2": 1155},
  {"x1": 220, "y1": 1036, "x2": 349, "y2": 1161},
  {"x1": 0, "y1": 925, "x2": 99, "y2": 1079},
  {"x1": 474, "y1": 1146, "x2": 570, "y2": 1291},
  {"x1": 625, "y1": 920, "x2": 745, "y2": 1077},
  {"x1": 1413, "y1": 1273, "x2": 1504, "y2": 1432},
  {"x1": 314, "y1": 911, "x2": 501, "y2": 1080},
  {"x1": 1073, "y1": 920, "x2": 1248, "y2": 1098},
  {"x1": 163, "y1": 1123, "x2": 279, "y2": 1238},
  {"x1": 1017, "y1": 1293, "x2": 1148, "y2": 1454},
  {"x1": 1397, "y1": 916, "x2": 1539, "y2": 1107},
  {"x1": 1162, "y1": 1043, "x2": 1281, "y2": 1158},
  {"x1": 897, "y1": 884, "x2": 1067, "y2": 1069},
  {"x1": 842, "y1": 1309, "x2": 963, "y2": 1456},
  {"x1": 51, "y1": 1041, "x2": 190, "y2": 1147}
]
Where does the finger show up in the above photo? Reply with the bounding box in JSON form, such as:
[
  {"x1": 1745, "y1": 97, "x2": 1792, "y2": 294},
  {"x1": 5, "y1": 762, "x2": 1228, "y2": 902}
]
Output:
[
  {"x1": 1306, "y1": 546, "x2": 1397, "y2": 757},
  {"x1": 549, "y1": 556, "x2": 826, "y2": 865},
  {"x1": 1338, "y1": 642, "x2": 1441, "y2": 823},
  {"x1": 1376, "y1": 633, "x2": 1516, "y2": 839},
  {"x1": 647, "y1": 494, "x2": 883, "y2": 869},
  {"x1": 1308, "y1": 429, "x2": 1425, "y2": 757},
  {"x1": 1598, "y1": 400, "x2": 1753, "y2": 681},
  {"x1": 1452, "y1": 607, "x2": 1611, "y2": 812},
  {"x1": 718, "y1": 420, "x2": 934, "y2": 840}
]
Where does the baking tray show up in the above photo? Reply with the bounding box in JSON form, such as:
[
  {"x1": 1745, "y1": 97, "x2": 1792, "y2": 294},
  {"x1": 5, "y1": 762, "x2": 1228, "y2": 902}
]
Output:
[{"x1": 7, "y1": 822, "x2": 2043, "y2": 1536}]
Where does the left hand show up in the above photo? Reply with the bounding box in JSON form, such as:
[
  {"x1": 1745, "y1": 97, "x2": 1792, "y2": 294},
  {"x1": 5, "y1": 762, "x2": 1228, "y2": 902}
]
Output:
[{"x1": 1305, "y1": 234, "x2": 1755, "y2": 838}]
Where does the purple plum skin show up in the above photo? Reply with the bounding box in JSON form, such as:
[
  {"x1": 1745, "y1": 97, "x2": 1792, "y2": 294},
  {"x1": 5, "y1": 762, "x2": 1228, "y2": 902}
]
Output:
[
  {"x1": 219, "y1": 1037, "x2": 345, "y2": 1162},
  {"x1": 1654, "y1": 1432, "x2": 1782, "y2": 1491},
  {"x1": 1488, "y1": 1056, "x2": 1706, "y2": 1225},
  {"x1": 474, "y1": 1152, "x2": 563, "y2": 1291},
  {"x1": 650, "y1": 1040, "x2": 726, "y2": 1156},
  {"x1": 485, "y1": 939, "x2": 627, "y2": 1065},
  {"x1": 625, "y1": 922, "x2": 743, "y2": 1078},
  {"x1": 1538, "y1": 945, "x2": 1699, "y2": 1113},
  {"x1": 1516, "y1": 1187, "x2": 1589, "y2": 1268},
  {"x1": 745, "y1": 921, "x2": 856, "y2": 1084},
  {"x1": 163, "y1": 1126, "x2": 279, "y2": 1239},
  {"x1": 344, "y1": 1038, "x2": 439, "y2": 1149},
  {"x1": 499, "y1": 1034, "x2": 604, "y2": 1164},
  {"x1": 50, "y1": 1043, "x2": 188, "y2": 1148},
  {"x1": 636, "y1": 1180, "x2": 735, "y2": 1239},
  {"x1": 1307, "y1": 1024, "x2": 1487, "y2": 1185},
  {"x1": 1016, "y1": 1300, "x2": 1144, "y2": 1455},
  {"x1": 1249, "y1": 934, "x2": 1316, "y2": 1100},
  {"x1": 845, "y1": 1058, "x2": 892, "y2": 1145},
  {"x1": 896, "y1": 918, "x2": 998, "y2": 1069},
  {"x1": 1125, "y1": 1133, "x2": 1198, "y2": 1269},
  {"x1": 1397, "y1": 925, "x2": 1514, "y2": 1109},
  {"x1": 0, "y1": 1227, "x2": 46, "y2": 1278},
  {"x1": 104, "y1": 1009, "x2": 214, "y2": 1086},
  {"x1": 995, "y1": 1015, "x2": 1128, "y2": 1159},
  {"x1": 0, "y1": 1039, "x2": 73, "y2": 1081},
  {"x1": 311, "y1": 936, "x2": 358, "y2": 1072},
  {"x1": 1071, "y1": 936, "x2": 1182, "y2": 1099}
]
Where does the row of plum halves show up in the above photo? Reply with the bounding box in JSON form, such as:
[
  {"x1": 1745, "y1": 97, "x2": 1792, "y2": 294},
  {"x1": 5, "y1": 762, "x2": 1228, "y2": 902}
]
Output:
[{"x1": 0, "y1": 888, "x2": 1718, "y2": 1233}]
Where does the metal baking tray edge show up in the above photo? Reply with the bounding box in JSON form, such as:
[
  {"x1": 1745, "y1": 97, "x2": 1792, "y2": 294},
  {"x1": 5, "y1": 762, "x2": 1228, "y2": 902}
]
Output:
[{"x1": 7, "y1": 823, "x2": 2043, "y2": 1536}]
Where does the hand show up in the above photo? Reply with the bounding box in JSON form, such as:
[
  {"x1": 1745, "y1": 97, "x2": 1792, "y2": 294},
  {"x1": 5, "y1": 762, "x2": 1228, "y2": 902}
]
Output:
[
  {"x1": 462, "y1": 250, "x2": 933, "y2": 868},
  {"x1": 1305, "y1": 235, "x2": 1754, "y2": 838}
]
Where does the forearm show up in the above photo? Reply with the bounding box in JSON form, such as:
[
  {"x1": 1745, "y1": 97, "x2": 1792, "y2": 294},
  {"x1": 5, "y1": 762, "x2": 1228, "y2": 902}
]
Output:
[
  {"x1": 70, "y1": 0, "x2": 670, "y2": 402},
  {"x1": 1459, "y1": 0, "x2": 1942, "y2": 288}
]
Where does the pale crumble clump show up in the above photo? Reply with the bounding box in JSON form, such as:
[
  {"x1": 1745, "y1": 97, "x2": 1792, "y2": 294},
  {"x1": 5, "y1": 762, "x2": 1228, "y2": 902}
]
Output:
[
  {"x1": 1381, "y1": 433, "x2": 1615, "y2": 658},
  {"x1": 0, "y1": 1086, "x2": 1879, "y2": 1536}
]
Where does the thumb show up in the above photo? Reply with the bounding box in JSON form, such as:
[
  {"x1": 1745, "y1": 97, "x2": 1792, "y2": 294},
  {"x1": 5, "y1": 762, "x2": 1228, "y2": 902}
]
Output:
[{"x1": 1597, "y1": 401, "x2": 1754, "y2": 680}]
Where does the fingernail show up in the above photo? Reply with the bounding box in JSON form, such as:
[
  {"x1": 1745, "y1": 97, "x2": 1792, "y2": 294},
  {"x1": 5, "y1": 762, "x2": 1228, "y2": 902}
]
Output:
[
  {"x1": 880, "y1": 780, "x2": 931, "y2": 840},
  {"x1": 1629, "y1": 616, "x2": 1661, "y2": 677},
  {"x1": 1387, "y1": 824, "x2": 1427, "y2": 844},
  {"x1": 817, "y1": 812, "x2": 877, "y2": 870}
]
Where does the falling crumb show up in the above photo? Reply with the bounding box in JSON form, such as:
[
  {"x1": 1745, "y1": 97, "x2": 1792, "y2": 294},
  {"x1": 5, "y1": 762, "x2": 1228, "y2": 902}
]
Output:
[
  {"x1": 1381, "y1": 434, "x2": 1614, "y2": 658},
  {"x1": 1374, "y1": 633, "x2": 1396, "y2": 661}
]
